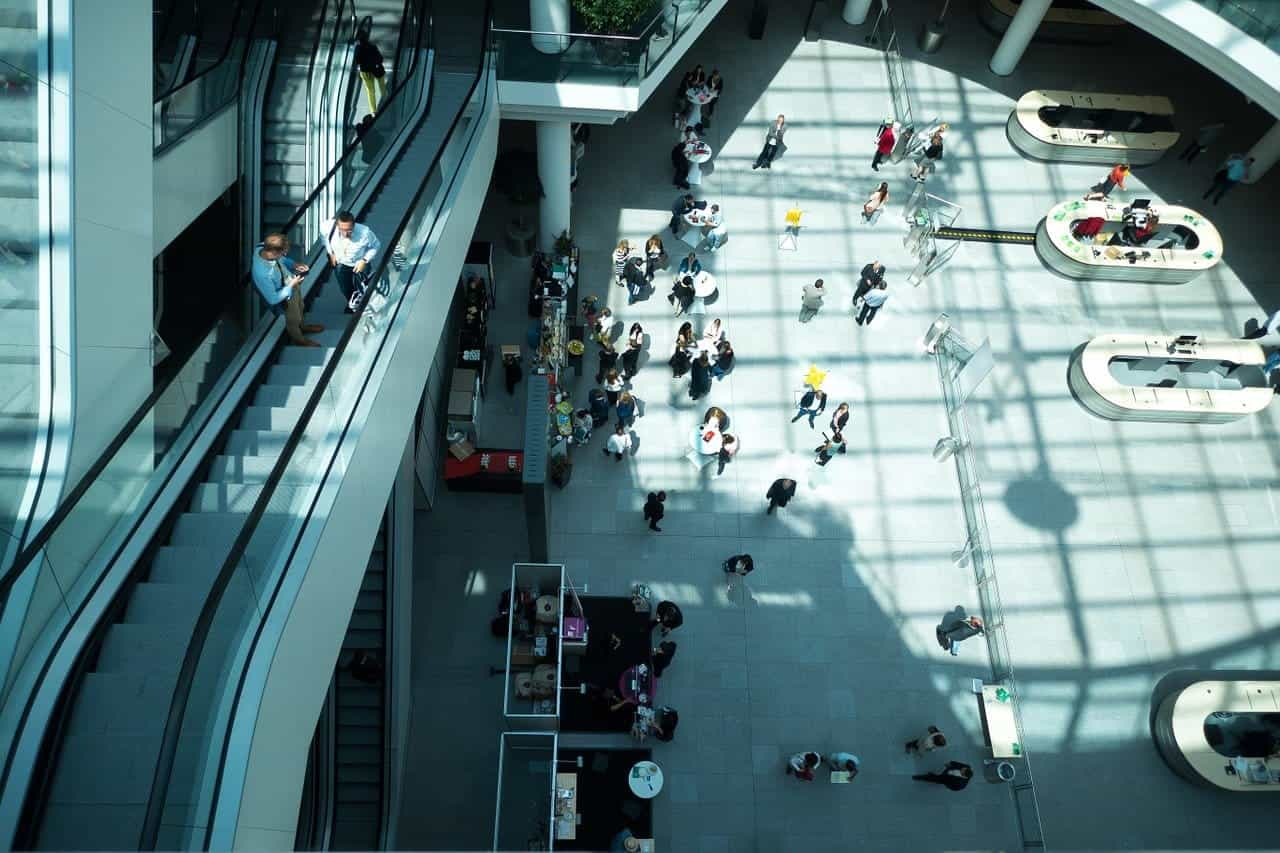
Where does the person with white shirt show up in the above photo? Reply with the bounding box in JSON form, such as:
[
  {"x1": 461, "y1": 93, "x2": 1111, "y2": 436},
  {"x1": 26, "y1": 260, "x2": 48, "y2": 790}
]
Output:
[
  {"x1": 856, "y1": 280, "x2": 888, "y2": 326},
  {"x1": 603, "y1": 424, "x2": 632, "y2": 461},
  {"x1": 703, "y1": 204, "x2": 727, "y2": 250},
  {"x1": 251, "y1": 232, "x2": 322, "y2": 347},
  {"x1": 321, "y1": 210, "x2": 382, "y2": 311}
]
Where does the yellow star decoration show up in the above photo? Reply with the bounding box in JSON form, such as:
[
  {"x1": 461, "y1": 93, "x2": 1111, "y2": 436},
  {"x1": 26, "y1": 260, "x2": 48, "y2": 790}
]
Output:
[{"x1": 804, "y1": 364, "x2": 827, "y2": 389}]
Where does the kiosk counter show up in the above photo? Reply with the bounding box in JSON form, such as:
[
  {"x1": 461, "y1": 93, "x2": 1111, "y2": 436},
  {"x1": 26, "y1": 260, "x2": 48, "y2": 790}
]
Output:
[
  {"x1": 1068, "y1": 334, "x2": 1273, "y2": 424},
  {"x1": 1009, "y1": 90, "x2": 1179, "y2": 164},
  {"x1": 1036, "y1": 199, "x2": 1222, "y2": 284},
  {"x1": 1154, "y1": 680, "x2": 1280, "y2": 792}
]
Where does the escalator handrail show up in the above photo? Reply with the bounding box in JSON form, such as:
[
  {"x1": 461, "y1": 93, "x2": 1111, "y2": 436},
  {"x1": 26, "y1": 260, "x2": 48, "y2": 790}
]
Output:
[
  {"x1": 153, "y1": 0, "x2": 249, "y2": 104},
  {"x1": 144, "y1": 6, "x2": 488, "y2": 848},
  {"x1": 0, "y1": 0, "x2": 433, "y2": 609}
]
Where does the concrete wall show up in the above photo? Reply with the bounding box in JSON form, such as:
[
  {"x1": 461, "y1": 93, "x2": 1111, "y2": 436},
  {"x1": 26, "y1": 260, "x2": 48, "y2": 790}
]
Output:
[
  {"x1": 66, "y1": 0, "x2": 154, "y2": 487},
  {"x1": 153, "y1": 104, "x2": 239, "y2": 255}
]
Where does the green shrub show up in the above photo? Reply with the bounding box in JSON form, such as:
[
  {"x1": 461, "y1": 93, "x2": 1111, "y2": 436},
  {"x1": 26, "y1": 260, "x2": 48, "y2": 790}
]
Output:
[{"x1": 572, "y1": 0, "x2": 655, "y2": 35}]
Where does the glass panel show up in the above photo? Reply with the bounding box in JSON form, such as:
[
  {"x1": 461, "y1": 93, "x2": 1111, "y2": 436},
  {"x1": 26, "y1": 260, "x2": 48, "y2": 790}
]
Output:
[
  {"x1": 157, "y1": 46, "x2": 492, "y2": 843},
  {"x1": 1192, "y1": 0, "x2": 1280, "y2": 43}
]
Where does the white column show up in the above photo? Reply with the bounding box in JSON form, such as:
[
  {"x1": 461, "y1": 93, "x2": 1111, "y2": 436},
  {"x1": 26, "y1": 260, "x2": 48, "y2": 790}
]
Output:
[
  {"x1": 842, "y1": 0, "x2": 874, "y2": 26},
  {"x1": 536, "y1": 121, "x2": 572, "y2": 252},
  {"x1": 1243, "y1": 120, "x2": 1280, "y2": 183},
  {"x1": 530, "y1": 0, "x2": 569, "y2": 54},
  {"x1": 989, "y1": 0, "x2": 1051, "y2": 76}
]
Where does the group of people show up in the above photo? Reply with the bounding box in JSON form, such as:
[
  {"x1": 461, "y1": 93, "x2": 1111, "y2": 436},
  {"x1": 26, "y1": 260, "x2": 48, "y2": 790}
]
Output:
[
  {"x1": 785, "y1": 725, "x2": 973, "y2": 791},
  {"x1": 796, "y1": 260, "x2": 889, "y2": 327},
  {"x1": 668, "y1": 194, "x2": 728, "y2": 250}
]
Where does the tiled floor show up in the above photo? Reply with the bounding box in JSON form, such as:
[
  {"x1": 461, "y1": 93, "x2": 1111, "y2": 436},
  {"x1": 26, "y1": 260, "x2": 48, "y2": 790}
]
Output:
[{"x1": 399, "y1": 1, "x2": 1280, "y2": 850}]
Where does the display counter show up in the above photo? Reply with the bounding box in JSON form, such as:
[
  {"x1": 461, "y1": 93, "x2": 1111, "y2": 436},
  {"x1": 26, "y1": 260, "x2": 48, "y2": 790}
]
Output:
[
  {"x1": 1036, "y1": 199, "x2": 1221, "y2": 283},
  {"x1": 1068, "y1": 334, "x2": 1273, "y2": 424},
  {"x1": 444, "y1": 448, "x2": 524, "y2": 492},
  {"x1": 1009, "y1": 91, "x2": 1179, "y2": 164},
  {"x1": 1154, "y1": 679, "x2": 1280, "y2": 791}
]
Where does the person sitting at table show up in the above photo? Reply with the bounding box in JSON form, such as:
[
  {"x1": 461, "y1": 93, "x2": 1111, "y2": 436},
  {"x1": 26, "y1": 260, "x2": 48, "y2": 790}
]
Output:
[
  {"x1": 622, "y1": 322, "x2": 644, "y2": 378},
  {"x1": 712, "y1": 339, "x2": 734, "y2": 379},
  {"x1": 703, "y1": 317, "x2": 723, "y2": 344},
  {"x1": 596, "y1": 339, "x2": 618, "y2": 383},
  {"x1": 652, "y1": 640, "x2": 678, "y2": 677},
  {"x1": 691, "y1": 63, "x2": 706, "y2": 89},
  {"x1": 689, "y1": 351, "x2": 712, "y2": 400},
  {"x1": 670, "y1": 325, "x2": 694, "y2": 377},
  {"x1": 651, "y1": 600, "x2": 684, "y2": 635},
  {"x1": 644, "y1": 234, "x2": 665, "y2": 281},
  {"x1": 676, "y1": 251, "x2": 701, "y2": 281},
  {"x1": 703, "y1": 405, "x2": 728, "y2": 430},
  {"x1": 669, "y1": 193, "x2": 706, "y2": 235},
  {"x1": 704, "y1": 204, "x2": 727, "y2": 251},
  {"x1": 669, "y1": 275, "x2": 696, "y2": 316},
  {"x1": 703, "y1": 69, "x2": 723, "y2": 126},
  {"x1": 717, "y1": 433, "x2": 738, "y2": 475},
  {"x1": 675, "y1": 321, "x2": 695, "y2": 352}
]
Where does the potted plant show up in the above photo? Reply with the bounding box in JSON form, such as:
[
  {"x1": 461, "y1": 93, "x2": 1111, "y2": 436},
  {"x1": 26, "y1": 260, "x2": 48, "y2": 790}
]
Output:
[
  {"x1": 572, "y1": 0, "x2": 655, "y2": 65},
  {"x1": 550, "y1": 453, "x2": 573, "y2": 488}
]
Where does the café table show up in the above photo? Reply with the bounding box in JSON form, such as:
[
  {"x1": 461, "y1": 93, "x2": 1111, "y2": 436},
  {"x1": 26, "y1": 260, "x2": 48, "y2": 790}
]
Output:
[
  {"x1": 691, "y1": 423, "x2": 723, "y2": 455},
  {"x1": 683, "y1": 140, "x2": 713, "y2": 186},
  {"x1": 628, "y1": 760, "x2": 665, "y2": 799},
  {"x1": 685, "y1": 86, "x2": 716, "y2": 128}
]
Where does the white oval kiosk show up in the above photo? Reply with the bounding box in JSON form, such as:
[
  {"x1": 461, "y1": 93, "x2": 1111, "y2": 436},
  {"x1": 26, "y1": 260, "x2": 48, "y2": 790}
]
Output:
[
  {"x1": 1008, "y1": 91, "x2": 1179, "y2": 164},
  {"x1": 1068, "y1": 334, "x2": 1273, "y2": 423},
  {"x1": 1036, "y1": 199, "x2": 1222, "y2": 283},
  {"x1": 1154, "y1": 680, "x2": 1280, "y2": 791}
]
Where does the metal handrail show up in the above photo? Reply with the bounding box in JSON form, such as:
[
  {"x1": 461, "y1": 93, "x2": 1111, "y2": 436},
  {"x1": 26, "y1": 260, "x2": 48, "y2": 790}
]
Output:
[{"x1": 153, "y1": 0, "x2": 250, "y2": 103}]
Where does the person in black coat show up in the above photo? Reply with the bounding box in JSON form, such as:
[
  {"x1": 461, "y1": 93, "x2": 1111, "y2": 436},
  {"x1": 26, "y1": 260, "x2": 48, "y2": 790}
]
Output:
[
  {"x1": 913, "y1": 761, "x2": 973, "y2": 791},
  {"x1": 766, "y1": 478, "x2": 797, "y2": 514},
  {"x1": 643, "y1": 490, "x2": 666, "y2": 532},
  {"x1": 855, "y1": 261, "x2": 886, "y2": 303},
  {"x1": 503, "y1": 355, "x2": 523, "y2": 395},
  {"x1": 792, "y1": 388, "x2": 827, "y2": 428},
  {"x1": 688, "y1": 351, "x2": 712, "y2": 400},
  {"x1": 672, "y1": 141, "x2": 691, "y2": 190},
  {"x1": 651, "y1": 600, "x2": 683, "y2": 635},
  {"x1": 596, "y1": 341, "x2": 619, "y2": 383},
  {"x1": 653, "y1": 705, "x2": 679, "y2": 741},
  {"x1": 703, "y1": 69, "x2": 724, "y2": 125},
  {"x1": 652, "y1": 640, "x2": 678, "y2": 677},
  {"x1": 669, "y1": 194, "x2": 706, "y2": 235},
  {"x1": 829, "y1": 402, "x2": 850, "y2": 435}
]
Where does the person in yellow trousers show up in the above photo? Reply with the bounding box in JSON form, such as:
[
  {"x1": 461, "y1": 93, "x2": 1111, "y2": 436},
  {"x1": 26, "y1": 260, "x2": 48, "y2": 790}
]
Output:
[{"x1": 355, "y1": 31, "x2": 387, "y2": 115}]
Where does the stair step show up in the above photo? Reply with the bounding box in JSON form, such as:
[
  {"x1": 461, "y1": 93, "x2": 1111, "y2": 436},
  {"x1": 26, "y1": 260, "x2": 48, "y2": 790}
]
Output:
[
  {"x1": 263, "y1": 142, "x2": 306, "y2": 165},
  {"x1": 263, "y1": 162, "x2": 307, "y2": 187},
  {"x1": 149, "y1": 545, "x2": 222, "y2": 585},
  {"x1": 124, "y1": 582, "x2": 209, "y2": 625},
  {"x1": 37, "y1": 803, "x2": 147, "y2": 849},
  {"x1": 96, "y1": 622, "x2": 187, "y2": 676},
  {"x1": 348, "y1": 611, "x2": 383, "y2": 632},
  {"x1": 345, "y1": 629, "x2": 383, "y2": 648},
  {"x1": 354, "y1": 589, "x2": 382, "y2": 613},
  {"x1": 337, "y1": 685, "x2": 381, "y2": 708},
  {"x1": 169, "y1": 510, "x2": 250, "y2": 549},
  {"x1": 44, "y1": 734, "x2": 161, "y2": 807},
  {"x1": 277, "y1": 345, "x2": 333, "y2": 367},
  {"x1": 222, "y1": 429, "x2": 293, "y2": 457},
  {"x1": 206, "y1": 452, "x2": 317, "y2": 485},
  {"x1": 333, "y1": 725, "x2": 380, "y2": 746},
  {"x1": 266, "y1": 364, "x2": 324, "y2": 387},
  {"x1": 235, "y1": 404, "x2": 304, "y2": 434},
  {"x1": 254, "y1": 383, "x2": 315, "y2": 409}
]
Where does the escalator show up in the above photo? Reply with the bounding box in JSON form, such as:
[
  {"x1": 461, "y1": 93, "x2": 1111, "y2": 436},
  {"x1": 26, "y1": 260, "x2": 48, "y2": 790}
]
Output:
[{"x1": 0, "y1": 2, "x2": 502, "y2": 849}]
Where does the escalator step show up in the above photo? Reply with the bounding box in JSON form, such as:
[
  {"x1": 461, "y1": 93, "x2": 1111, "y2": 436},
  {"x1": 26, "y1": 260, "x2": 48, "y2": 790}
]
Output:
[
  {"x1": 336, "y1": 745, "x2": 382, "y2": 765},
  {"x1": 335, "y1": 726, "x2": 380, "y2": 747},
  {"x1": 337, "y1": 782, "x2": 380, "y2": 803},
  {"x1": 335, "y1": 763, "x2": 381, "y2": 784},
  {"x1": 337, "y1": 707, "x2": 382, "y2": 728}
]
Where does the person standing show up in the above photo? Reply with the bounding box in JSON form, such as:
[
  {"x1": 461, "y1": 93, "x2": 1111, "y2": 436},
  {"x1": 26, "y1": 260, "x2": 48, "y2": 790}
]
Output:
[
  {"x1": 829, "y1": 402, "x2": 850, "y2": 436},
  {"x1": 603, "y1": 369, "x2": 624, "y2": 407},
  {"x1": 503, "y1": 354, "x2": 522, "y2": 395},
  {"x1": 800, "y1": 278, "x2": 825, "y2": 322},
  {"x1": 862, "y1": 182, "x2": 889, "y2": 223},
  {"x1": 905, "y1": 726, "x2": 947, "y2": 754},
  {"x1": 872, "y1": 121, "x2": 895, "y2": 171},
  {"x1": 652, "y1": 640, "x2": 678, "y2": 677},
  {"x1": 1203, "y1": 154, "x2": 1253, "y2": 205},
  {"x1": 612, "y1": 239, "x2": 632, "y2": 286},
  {"x1": 596, "y1": 339, "x2": 619, "y2": 383},
  {"x1": 615, "y1": 392, "x2": 637, "y2": 428},
  {"x1": 354, "y1": 30, "x2": 387, "y2": 115},
  {"x1": 722, "y1": 553, "x2": 754, "y2": 586},
  {"x1": 856, "y1": 281, "x2": 888, "y2": 326},
  {"x1": 1178, "y1": 121, "x2": 1224, "y2": 163},
  {"x1": 603, "y1": 424, "x2": 632, "y2": 461},
  {"x1": 704, "y1": 204, "x2": 727, "y2": 251},
  {"x1": 1093, "y1": 163, "x2": 1129, "y2": 197},
  {"x1": 703, "y1": 69, "x2": 724, "y2": 126},
  {"x1": 716, "y1": 432, "x2": 738, "y2": 474},
  {"x1": 766, "y1": 477, "x2": 797, "y2": 514},
  {"x1": 854, "y1": 260, "x2": 885, "y2": 303},
  {"x1": 644, "y1": 235, "x2": 665, "y2": 281},
  {"x1": 321, "y1": 210, "x2": 382, "y2": 311},
  {"x1": 671, "y1": 140, "x2": 691, "y2": 189},
  {"x1": 252, "y1": 233, "x2": 322, "y2": 347},
  {"x1": 786, "y1": 751, "x2": 822, "y2": 781},
  {"x1": 689, "y1": 351, "x2": 712, "y2": 400},
  {"x1": 913, "y1": 761, "x2": 973, "y2": 791},
  {"x1": 643, "y1": 490, "x2": 666, "y2": 532},
  {"x1": 792, "y1": 387, "x2": 827, "y2": 428},
  {"x1": 622, "y1": 323, "x2": 644, "y2": 379},
  {"x1": 753, "y1": 114, "x2": 786, "y2": 170}
]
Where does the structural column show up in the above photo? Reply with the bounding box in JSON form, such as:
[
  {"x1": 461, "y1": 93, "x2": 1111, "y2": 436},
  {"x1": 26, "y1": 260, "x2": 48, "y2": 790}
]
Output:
[
  {"x1": 536, "y1": 120, "x2": 572, "y2": 252},
  {"x1": 989, "y1": 0, "x2": 1051, "y2": 76},
  {"x1": 1243, "y1": 120, "x2": 1280, "y2": 183},
  {"x1": 530, "y1": 0, "x2": 569, "y2": 54},
  {"x1": 841, "y1": 0, "x2": 874, "y2": 26}
]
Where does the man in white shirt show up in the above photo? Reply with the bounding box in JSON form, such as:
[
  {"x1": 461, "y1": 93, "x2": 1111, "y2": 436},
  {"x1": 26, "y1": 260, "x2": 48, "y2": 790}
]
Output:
[
  {"x1": 703, "y1": 204, "x2": 727, "y2": 251},
  {"x1": 250, "y1": 233, "x2": 322, "y2": 347},
  {"x1": 603, "y1": 425, "x2": 632, "y2": 461},
  {"x1": 320, "y1": 210, "x2": 382, "y2": 311}
]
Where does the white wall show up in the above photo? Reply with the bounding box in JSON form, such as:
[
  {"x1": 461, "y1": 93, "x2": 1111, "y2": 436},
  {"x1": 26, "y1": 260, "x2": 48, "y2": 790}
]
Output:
[
  {"x1": 215, "y1": 76, "x2": 501, "y2": 851},
  {"x1": 153, "y1": 104, "x2": 239, "y2": 254},
  {"x1": 66, "y1": 0, "x2": 154, "y2": 487}
]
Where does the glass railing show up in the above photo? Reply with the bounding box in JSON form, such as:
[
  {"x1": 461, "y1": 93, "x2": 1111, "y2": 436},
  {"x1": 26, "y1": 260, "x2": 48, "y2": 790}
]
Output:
[
  {"x1": 0, "y1": 3, "x2": 48, "y2": 560},
  {"x1": 0, "y1": 0, "x2": 434, "y2": 795},
  {"x1": 146, "y1": 17, "x2": 490, "y2": 850},
  {"x1": 492, "y1": 0, "x2": 713, "y2": 86},
  {"x1": 153, "y1": 0, "x2": 259, "y2": 152},
  {"x1": 1194, "y1": 0, "x2": 1280, "y2": 48}
]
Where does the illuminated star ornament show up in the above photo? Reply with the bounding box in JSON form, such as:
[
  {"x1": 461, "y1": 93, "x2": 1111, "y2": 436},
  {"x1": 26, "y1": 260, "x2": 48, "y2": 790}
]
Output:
[{"x1": 803, "y1": 364, "x2": 827, "y2": 389}]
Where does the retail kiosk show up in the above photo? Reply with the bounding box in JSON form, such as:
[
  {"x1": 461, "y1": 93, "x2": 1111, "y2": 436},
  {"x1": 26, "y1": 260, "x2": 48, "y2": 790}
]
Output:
[
  {"x1": 1154, "y1": 679, "x2": 1280, "y2": 791},
  {"x1": 1009, "y1": 90, "x2": 1179, "y2": 164}
]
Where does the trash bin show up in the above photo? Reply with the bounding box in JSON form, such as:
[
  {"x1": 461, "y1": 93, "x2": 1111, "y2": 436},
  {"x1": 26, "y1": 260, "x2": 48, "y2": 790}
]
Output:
[
  {"x1": 984, "y1": 760, "x2": 1017, "y2": 784},
  {"x1": 506, "y1": 218, "x2": 536, "y2": 258},
  {"x1": 918, "y1": 20, "x2": 946, "y2": 54}
]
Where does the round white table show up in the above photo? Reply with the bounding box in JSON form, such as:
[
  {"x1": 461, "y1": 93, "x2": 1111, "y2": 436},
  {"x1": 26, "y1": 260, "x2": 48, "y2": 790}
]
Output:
[
  {"x1": 683, "y1": 141, "x2": 713, "y2": 186},
  {"x1": 690, "y1": 425, "x2": 723, "y2": 455},
  {"x1": 684, "y1": 87, "x2": 716, "y2": 128},
  {"x1": 693, "y1": 270, "x2": 717, "y2": 297},
  {"x1": 628, "y1": 760, "x2": 665, "y2": 799}
]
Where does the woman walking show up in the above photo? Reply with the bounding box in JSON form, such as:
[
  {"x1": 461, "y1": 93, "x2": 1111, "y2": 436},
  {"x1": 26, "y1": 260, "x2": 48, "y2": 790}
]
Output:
[
  {"x1": 862, "y1": 182, "x2": 889, "y2": 223},
  {"x1": 612, "y1": 239, "x2": 631, "y2": 286},
  {"x1": 622, "y1": 323, "x2": 644, "y2": 378},
  {"x1": 644, "y1": 235, "x2": 665, "y2": 282}
]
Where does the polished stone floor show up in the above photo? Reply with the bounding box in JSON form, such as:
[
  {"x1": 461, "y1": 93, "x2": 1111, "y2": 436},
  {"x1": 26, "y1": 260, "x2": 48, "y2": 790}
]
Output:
[{"x1": 398, "y1": 1, "x2": 1280, "y2": 850}]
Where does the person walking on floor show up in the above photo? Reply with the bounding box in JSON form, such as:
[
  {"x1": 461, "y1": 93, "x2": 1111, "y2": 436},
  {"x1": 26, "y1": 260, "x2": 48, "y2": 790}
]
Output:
[
  {"x1": 321, "y1": 210, "x2": 382, "y2": 311},
  {"x1": 1179, "y1": 121, "x2": 1224, "y2": 163},
  {"x1": 613, "y1": 239, "x2": 632, "y2": 286},
  {"x1": 753, "y1": 114, "x2": 786, "y2": 169},
  {"x1": 792, "y1": 387, "x2": 827, "y2": 428},
  {"x1": 829, "y1": 402, "x2": 850, "y2": 436},
  {"x1": 1203, "y1": 154, "x2": 1253, "y2": 205},
  {"x1": 722, "y1": 553, "x2": 753, "y2": 591},
  {"x1": 856, "y1": 280, "x2": 888, "y2": 326},
  {"x1": 1093, "y1": 163, "x2": 1129, "y2": 197},
  {"x1": 872, "y1": 120, "x2": 895, "y2": 171},
  {"x1": 854, "y1": 260, "x2": 885, "y2": 303},
  {"x1": 354, "y1": 30, "x2": 387, "y2": 114},
  {"x1": 717, "y1": 432, "x2": 738, "y2": 474},
  {"x1": 766, "y1": 477, "x2": 797, "y2": 514},
  {"x1": 604, "y1": 424, "x2": 632, "y2": 461},
  {"x1": 786, "y1": 751, "x2": 822, "y2": 781},
  {"x1": 913, "y1": 761, "x2": 973, "y2": 791},
  {"x1": 800, "y1": 278, "x2": 825, "y2": 322},
  {"x1": 622, "y1": 323, "x2": 644, "y2": 379},
  {"x1": 252, "y1": 232, "x2": 322, "y2": 347},
  {"x1": 643, "y1": 490, "x2": 666, "y2": 532},
  {"x1": 651, "y1": 600, "x2": 684, "y2": 635},
  {"x1": 689, "y1": 351, "x2": 712, "y2": 400},
  {"x1": 862, "y1": 182, "x2": 889, "y2": 223},
  {"x1": 813, "y1": 430, "x2": 846, "y2": 466},
  {"x1": 905, "y1": 726, "x2": 947, "y2": 754},
  {"x1": 644, "y1": 235, "x2": 665, "y2": 282},
  {"x1": 503, "y1": 353, "x2": 522, "y2": 395}
]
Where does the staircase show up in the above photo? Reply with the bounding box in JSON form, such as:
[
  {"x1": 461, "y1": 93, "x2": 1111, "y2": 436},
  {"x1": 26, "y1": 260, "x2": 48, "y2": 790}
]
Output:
[
  {"x1": 0, "y1": 4, "x2": 42, "y2": 548},
  {"x1": 330, "y1": 526, "x2": 388, "y2": 850},
  {"x1": 32, "y1": 294, "x2": 351, "y2": 850}
]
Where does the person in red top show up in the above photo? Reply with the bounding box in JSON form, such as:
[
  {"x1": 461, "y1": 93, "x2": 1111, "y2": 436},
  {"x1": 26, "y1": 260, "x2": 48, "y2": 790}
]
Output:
[
  {"x1": 1095, "y1": 163, "x2": 1129, "y2": 196},
  {"x1": 872, "y1": 121, "x2": 896, "y2": 171}
]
